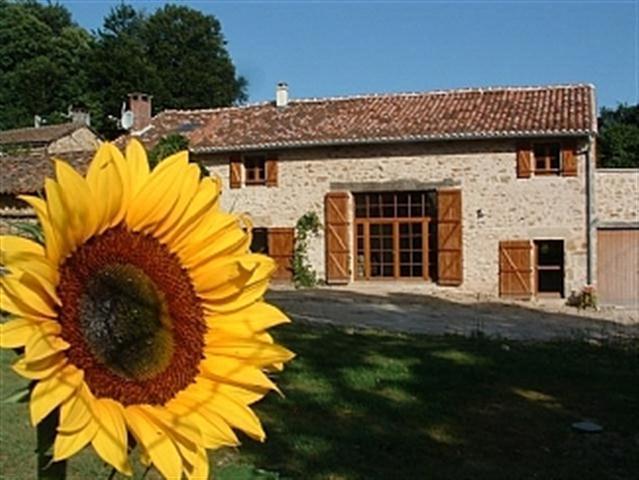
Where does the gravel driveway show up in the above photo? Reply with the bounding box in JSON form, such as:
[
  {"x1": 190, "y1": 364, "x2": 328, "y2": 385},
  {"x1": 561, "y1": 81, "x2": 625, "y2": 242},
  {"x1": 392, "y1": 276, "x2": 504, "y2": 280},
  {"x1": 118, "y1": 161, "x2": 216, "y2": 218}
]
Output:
[{"x1": 266, "y1": 283, "x2": 639, "y2": 341}]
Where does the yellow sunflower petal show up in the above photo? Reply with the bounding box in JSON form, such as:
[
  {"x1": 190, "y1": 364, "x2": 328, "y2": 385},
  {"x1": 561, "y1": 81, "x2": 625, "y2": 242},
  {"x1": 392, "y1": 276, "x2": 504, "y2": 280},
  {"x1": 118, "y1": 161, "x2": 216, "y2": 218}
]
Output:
[
  {"x1": 0, "y1": 235, "x2": 44, "y2": 257},
  {"x1": 54, "y1": 160, "x2": 98, "y2": 242},
  {"x1": 53, "y1": 418, "x2": 99, "y2": 461},
  {"x1": 12, "y1": 354, "x2": 66, "y2": 380},
  {"x1": 125, "y1": 151, "x2": 189, "y2": 231},
  {"x1": 153, "y1": 163, "x2": 201, "y2": 239},
  {"x1": 1, "y1": 273, "x2": 58, "y2": 315},
  {"x1": 193, "y1": 254, "x2": 274, "y2": 297},
  {"x1": 30, "y1": 364, "x2": 83, "y2": 426},
  {"x1": 25, "y1": 323, "x2": 70, "y2": 364},
  {"x1": 58, "y1": 385, "x2": 92, "y2": 434},
  {"x1": 125, "y1": 139, "x2": 150, "y2": 196},
  {"x1": 162, "y1": 176, "x2": 221, "y2": 247},
  {"x1": 0, "y1": 317, "x2": 42, "y2": 348},
  {"x1": 187, "y1": 385, "x2": 265, "y2": 441},
  {"x1": 86, "y1": 143, "x2": 126, "y2": 232},
  {"x1": 174, "y1": 211, "x2": 238, "y2": 258},
  {"x1": 183, "y1": 227, "x2": 251, "y2": 270},
  {"x1": 205, "y1": 336, "x2": 295, "y2": 367},
  {"x1": 92, "y1": 398, "x2": 132, "y2": 476},
  {"x1": 0, "y1": 284, "x2": 49, "y2": 320},
  {"x1": 200, "y1": 355, "x2": 280, "y2": 392},
  {"x1": 184, "y1": 447, "x2": 209, "y2": 480},
  {"x1": 167, "y1": 396, "x2": 239, "y2": 448},
  {"x1": 44, "y1": 178, "x2": 76, "y2": 259},
  {"x1": 125, "y1": 406, "x2": 183, "y2": 480},
  {"x1": 206, "y1": 302, "x2": 290, "y2": 336},
  {"x1": 2, "y1": 251, "x2": 59, "y2": 288},
  {"x1": 18, "y1": 195, "x2": 62, "y2": 264}
]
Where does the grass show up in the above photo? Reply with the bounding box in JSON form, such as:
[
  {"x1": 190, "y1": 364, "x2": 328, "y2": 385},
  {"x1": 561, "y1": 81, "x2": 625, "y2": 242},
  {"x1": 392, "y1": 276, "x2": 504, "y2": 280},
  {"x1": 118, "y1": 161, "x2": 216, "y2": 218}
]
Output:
[{"x1": 1, "y1": 322, "x2": 638, "y2": 479}]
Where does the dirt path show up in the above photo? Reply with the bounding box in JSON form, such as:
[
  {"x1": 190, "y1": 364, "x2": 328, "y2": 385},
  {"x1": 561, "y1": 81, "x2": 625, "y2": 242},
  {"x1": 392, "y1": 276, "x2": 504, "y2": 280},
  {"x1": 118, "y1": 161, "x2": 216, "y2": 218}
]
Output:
[{"x1": 266, "y1": 284, "x2": 639, "y2": 341}]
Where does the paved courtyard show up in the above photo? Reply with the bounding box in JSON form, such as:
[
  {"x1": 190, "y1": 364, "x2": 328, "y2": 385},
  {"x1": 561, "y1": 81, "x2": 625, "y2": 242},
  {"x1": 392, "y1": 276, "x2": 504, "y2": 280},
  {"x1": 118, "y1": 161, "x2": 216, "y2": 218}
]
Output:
[{"x1": 267, "y1": 283, "x2": 639, "y2": 341}]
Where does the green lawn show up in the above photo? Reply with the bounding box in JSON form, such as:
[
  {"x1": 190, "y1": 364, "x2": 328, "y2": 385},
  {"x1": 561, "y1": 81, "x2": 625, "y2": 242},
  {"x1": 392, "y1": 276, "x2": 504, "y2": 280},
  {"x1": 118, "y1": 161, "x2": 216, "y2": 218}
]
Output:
[{"x1": 1, "y1": 323, "x2": 638, "y2": 479}]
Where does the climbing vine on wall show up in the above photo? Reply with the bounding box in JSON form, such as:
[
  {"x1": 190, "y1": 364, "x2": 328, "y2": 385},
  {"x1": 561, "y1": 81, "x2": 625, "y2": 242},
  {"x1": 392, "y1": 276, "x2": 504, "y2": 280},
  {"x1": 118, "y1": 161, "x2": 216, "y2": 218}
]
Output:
[{"x1": 293, "y1": 211, "x2": 322, "y2": 288}]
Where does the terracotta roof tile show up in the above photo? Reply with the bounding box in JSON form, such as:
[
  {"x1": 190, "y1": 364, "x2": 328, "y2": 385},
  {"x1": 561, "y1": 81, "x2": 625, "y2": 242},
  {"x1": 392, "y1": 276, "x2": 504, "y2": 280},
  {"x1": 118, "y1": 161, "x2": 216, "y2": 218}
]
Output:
[
  {"x1": 126, "y1": 84, "x2": 595, "y2": 152},
  {"x1": 0, "y1": 123, "x2": 82, "y2": 145},
  {"x1": 0, "y1": 150, "x2": 92, "y2": 194}
]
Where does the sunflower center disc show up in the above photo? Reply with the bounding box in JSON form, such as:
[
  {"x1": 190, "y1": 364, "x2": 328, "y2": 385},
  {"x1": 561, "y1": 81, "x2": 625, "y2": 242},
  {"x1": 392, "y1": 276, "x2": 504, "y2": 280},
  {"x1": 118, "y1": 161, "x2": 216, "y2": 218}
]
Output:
[
  {"x1": 57, "y1": 225, "x2": 206, "y2": 406},
  {"x1": 79, "y1": 264, "x2": 174, "y2": 380}
]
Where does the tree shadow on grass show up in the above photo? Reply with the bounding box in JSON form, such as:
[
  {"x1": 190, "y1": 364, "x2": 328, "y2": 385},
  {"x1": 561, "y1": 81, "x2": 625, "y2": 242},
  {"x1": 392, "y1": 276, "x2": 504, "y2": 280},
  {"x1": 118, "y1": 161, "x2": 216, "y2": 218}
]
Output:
[{"x1": 226, "y1": 320, "x2": 639, "y2": 480}]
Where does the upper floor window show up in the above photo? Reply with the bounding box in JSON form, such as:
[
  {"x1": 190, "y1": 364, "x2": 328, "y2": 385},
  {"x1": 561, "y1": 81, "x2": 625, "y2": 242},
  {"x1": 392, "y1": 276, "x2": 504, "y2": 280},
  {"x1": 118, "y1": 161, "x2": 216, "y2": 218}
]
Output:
[
  {"x1": 533, "y1": 143, "x2": 561, "y2": 175},
  {"x1": 244, "y1": 154, "x2": 266, "y2": 185}
]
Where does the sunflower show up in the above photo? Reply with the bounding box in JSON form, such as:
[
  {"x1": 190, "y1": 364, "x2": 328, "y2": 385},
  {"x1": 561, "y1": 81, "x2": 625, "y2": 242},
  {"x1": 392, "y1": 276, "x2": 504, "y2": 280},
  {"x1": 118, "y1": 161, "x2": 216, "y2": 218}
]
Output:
[{"x1": 0, "y1": 140, "x2": 294, "y2": 479}]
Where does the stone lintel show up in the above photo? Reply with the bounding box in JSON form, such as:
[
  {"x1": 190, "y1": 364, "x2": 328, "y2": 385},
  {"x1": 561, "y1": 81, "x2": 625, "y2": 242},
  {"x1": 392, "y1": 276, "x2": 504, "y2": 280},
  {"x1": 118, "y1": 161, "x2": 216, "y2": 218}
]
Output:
[{"x1": 330, "y1": 178, "x2": 460, "y2": 192}]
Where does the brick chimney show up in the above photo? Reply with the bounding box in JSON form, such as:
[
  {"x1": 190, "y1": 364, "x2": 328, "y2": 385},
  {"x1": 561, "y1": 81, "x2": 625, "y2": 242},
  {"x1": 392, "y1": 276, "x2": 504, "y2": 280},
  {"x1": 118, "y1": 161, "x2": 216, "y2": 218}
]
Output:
[{"x1": 128, "y1": 93, "x2": 152, "y2": 131}]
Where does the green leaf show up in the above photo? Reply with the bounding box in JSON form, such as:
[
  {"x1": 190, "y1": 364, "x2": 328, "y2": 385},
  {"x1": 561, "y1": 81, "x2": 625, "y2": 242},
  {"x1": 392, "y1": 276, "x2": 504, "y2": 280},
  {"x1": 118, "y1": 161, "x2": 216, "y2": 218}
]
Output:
[{"x1": 2, "y1": 385, "x2": 30, "y2": 404}]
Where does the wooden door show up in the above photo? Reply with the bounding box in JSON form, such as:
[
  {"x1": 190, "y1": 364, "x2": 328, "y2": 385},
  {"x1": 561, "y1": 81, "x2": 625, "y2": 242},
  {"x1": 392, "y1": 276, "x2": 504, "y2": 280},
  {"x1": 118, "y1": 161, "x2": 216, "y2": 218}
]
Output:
[
  {"x1": 268, "y1": 228, "x2": 294, "y2": 281},
  {"x1": 325, "y1": 191, "x2": 351, "y2": 284},
  {"x1": 437, "y1": 189, "x2": 463, "y2": 285},
  {"x1": 499, "y1": 240, "x2": 533, "y2": 298},
  {"x1": 597, "y1": 229, "x2": 639, "y2": 306}
]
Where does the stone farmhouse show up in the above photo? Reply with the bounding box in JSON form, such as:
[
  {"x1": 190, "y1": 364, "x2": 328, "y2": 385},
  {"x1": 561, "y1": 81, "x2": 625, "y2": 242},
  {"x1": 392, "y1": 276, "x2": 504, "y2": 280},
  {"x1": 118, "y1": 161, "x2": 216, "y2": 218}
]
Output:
[
  {"x1": 1, "y1": 86, "x2": 636, "y2": 306},
  {"x1": 0, "y1": 118, "x2": 100, "y2": 226},
  {"x1": 123, "y1": 83, "x2": 637, "y2": 306}
]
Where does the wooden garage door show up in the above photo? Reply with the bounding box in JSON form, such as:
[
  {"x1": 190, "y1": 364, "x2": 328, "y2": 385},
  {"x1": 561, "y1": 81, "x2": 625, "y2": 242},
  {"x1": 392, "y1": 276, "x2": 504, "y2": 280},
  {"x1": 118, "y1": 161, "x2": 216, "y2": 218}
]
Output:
[
  {"x1": 597, "y1": 229, "x2": 639, "y2": 306},
  {"x1": 268, "y1": 228, "x2": 294, "y2": 281},
  {"x1": 499, "y1": 240, "x2": 533, "y2": 298},
  {"x1": 325, "y1": 192, "x2": 351, "y2": 284},
  {"x1": 437, "y1": 189, "x2": 463, "y2": 286}
]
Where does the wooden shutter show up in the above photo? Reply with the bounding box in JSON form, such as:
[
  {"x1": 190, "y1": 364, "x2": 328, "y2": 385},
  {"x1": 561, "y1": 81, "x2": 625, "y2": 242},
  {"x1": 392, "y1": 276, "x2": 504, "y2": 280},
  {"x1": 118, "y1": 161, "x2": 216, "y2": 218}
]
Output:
[
  {"x1": 437, "y1": 189, "x2": 463, "y2": 286},
  {"x1": 268, "y1": 227, "x2": 294, "y2": 281},
  {"x1": 499, "y1": 240, "x2": 533, "y2": 298},
  {"x1": 325, "y1": 191, "x2": 351, "y2": 284},
  {"x1": 562, "y1": 142, "x2": 577, "y2": 176},
  {"x1": 516, "y1": 143, "x2": 532, "y2": 178},
  {"x1": 230, "y1": 154, "x2": 242, "y2": 189},
  {"x1": 266, "y1": 154, "x2": 278, "y2": 187}
]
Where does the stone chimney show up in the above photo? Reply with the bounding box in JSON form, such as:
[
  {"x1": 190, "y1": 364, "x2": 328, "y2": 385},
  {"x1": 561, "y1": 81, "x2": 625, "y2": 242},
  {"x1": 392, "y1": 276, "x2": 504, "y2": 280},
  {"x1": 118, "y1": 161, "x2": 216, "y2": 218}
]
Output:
[
  {"x1": 276, "y1": 83, "x2": 289, "y2": 108},
  {"x1": 128, "y1": 93, "x2": 152, "y2": 131},
  {"x1": 69, "y1": 105, "x2": 91, "y2": 127}
]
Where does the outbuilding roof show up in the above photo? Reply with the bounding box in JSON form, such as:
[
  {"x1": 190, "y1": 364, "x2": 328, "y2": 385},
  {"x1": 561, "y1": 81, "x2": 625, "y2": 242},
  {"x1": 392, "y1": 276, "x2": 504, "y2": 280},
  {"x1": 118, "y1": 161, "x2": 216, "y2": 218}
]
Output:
[
  {"x1": 0, "y1": 123, "x2": 82, "y2": 146},
  {"x1": 130, "y1": 84, "x2": 596, "y2": 153}
]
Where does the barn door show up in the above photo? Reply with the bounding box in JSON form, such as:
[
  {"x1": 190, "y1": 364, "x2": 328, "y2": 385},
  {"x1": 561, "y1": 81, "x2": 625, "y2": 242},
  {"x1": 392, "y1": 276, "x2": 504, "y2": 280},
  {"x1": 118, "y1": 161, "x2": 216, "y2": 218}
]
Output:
[
  {"x1": 499, "y1": 240, "x2": 533, "y2": 298},
  {"x1": 268, "y1": 228, "x2": 294, "y2": 281},
  {"x1": 437, "y1": 189, "x2": 463, "y2": 286},
  {"x1": 325, "y1": 191, "x2": 351, "y2": 284}
]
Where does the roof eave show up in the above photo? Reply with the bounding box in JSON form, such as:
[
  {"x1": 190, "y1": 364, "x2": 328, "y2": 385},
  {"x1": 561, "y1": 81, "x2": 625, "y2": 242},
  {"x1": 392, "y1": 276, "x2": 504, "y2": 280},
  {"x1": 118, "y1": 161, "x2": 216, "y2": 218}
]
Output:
[{"x1": 191, "y1": 129, "x2": 593, "y2": 154}]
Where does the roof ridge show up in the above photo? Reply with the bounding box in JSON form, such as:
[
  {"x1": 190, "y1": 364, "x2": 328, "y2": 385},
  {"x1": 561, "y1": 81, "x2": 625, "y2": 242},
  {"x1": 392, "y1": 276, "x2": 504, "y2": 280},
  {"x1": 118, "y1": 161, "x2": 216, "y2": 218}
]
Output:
[
  {"x1": 288, "y1": 83, "x2": 595, "y2": 104},
  {"x1": 154, "y1": 83, "x2": 595, "y2": 117}
]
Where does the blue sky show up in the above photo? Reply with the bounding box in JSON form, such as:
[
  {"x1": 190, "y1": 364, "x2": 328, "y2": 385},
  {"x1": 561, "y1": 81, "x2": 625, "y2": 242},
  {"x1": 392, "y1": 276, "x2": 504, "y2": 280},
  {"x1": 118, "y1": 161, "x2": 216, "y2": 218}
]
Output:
[{"x1": 61, "y1": 0, "x2": 638, "y2": 109}]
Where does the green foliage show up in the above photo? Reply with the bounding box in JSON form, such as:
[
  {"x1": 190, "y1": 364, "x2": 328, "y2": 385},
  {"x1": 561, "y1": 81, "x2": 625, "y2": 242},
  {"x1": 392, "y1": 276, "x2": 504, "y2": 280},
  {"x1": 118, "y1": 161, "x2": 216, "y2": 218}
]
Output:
[
  {"x1": 1, "y1": 1, "x2": 247, "y2": 136},
  {"x1": 0, "y1": 0, "x2": 92, "y2": 130},
  {"x1": 292, "y1": 212, "x2": 322, "y2": 288},
  {"x1": 597, "y1": 104, "x2": 639, "y2": 168},
  {"x1": 148, "y1": 133, "x2": 190, "y2": 168},
  {"x1": 142, "y1": 4, "x2": 248, "y2": 111},
  {"x1": 148, "y1": 133, "x2": 209, "y2": 177},
  {"x1": 87, "y1": 2, "x2": 247, "y2": 137},
  {"x1": 13, "y1": 221, "x2": 44, "y2": 245}
]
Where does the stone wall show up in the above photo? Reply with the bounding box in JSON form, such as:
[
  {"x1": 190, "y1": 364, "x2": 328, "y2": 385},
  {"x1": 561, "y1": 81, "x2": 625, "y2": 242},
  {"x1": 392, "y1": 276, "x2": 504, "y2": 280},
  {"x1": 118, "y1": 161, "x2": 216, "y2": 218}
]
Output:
[
  {"x1": 200, "y1": 138, "x2": 591, "y2": 296},
  {"x1": 49, "y1": 127, "x2": 100, "y2": 154},
  {"x1": 594, "y1": 169, "x2": 639, "y2": 226}
]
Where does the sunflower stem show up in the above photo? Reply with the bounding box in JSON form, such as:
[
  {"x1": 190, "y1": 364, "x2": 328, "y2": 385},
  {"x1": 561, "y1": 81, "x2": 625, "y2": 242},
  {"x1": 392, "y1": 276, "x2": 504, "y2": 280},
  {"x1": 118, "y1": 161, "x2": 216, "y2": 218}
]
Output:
[{"x1": 36, "y1": 411, "x2": 66, "y2": 479}]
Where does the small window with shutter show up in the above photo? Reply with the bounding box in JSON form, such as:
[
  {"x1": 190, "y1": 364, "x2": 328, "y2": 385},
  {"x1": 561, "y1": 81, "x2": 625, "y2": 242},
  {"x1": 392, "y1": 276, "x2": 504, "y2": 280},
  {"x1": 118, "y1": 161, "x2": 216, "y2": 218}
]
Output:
[
  {"x1": 244, "y1": 154, "x2": 266, "y2": 185},
  {"x1": 533, "y1": 143, "x2": 561, "y2": 175}
]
